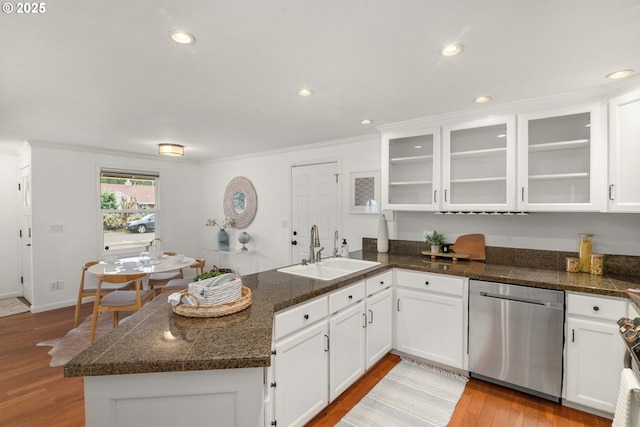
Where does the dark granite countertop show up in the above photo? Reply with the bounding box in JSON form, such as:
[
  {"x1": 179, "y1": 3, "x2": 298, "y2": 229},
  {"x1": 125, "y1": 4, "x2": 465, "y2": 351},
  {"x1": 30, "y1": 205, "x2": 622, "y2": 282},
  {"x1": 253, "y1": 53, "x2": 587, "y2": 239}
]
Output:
[{"x1": 65, "y1": 250, "x2": 640, "y2": 378}]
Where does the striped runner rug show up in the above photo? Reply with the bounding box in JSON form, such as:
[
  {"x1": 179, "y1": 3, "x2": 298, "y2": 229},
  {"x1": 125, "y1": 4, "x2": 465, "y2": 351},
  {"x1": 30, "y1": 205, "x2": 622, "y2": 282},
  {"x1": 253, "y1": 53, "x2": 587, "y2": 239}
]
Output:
[{"x1": 336, "y1": 359, "x2": 468, "y2": 427}]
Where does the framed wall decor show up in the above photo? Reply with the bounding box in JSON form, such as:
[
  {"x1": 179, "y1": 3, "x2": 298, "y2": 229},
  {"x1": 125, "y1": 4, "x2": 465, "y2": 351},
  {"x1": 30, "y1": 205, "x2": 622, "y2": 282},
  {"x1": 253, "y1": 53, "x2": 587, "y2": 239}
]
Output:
[
  {"x1": 223, "y1": 176, "x2": 258, "y2": 229},
  {"x1": 350, "y1": 170, "x2": 380, "y2": 214}
]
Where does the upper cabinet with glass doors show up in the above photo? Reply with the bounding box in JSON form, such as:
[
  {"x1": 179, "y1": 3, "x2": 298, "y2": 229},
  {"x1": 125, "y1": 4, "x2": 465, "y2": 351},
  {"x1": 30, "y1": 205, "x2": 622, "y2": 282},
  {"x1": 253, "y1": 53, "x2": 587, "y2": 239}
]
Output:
[
  {"x1": 381, "y1": 128, "x2": 441, "y2": 211},
  {"x1": 517, "y1": 104, "x2": 606, "y2": 211},
  {"x1": 442, "y1": 116, "x2": 517, "y2": 212}
]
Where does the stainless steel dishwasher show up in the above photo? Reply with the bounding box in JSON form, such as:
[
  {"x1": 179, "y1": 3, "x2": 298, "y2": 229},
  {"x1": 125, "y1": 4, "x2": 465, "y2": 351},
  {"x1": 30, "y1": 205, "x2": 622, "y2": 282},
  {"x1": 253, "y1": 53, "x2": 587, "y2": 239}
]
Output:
[{"x1": 469, "y1": 280, "x2": 565, "y2": 401}]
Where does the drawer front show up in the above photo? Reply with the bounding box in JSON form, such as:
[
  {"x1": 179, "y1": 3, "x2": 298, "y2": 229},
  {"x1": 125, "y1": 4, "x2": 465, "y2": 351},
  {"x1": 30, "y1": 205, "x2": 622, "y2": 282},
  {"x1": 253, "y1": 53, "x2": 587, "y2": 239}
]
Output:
[
  {"x1": 365, "y1": 270, "x2": 393, "y2": 296},
  {"x1": 274, "y1": 296, "x2": 328, "y2": 340},
  {"x1": 329, "y1": 281, "x2": 365, "y2": 314},
  {"x1": 567, "y1": 292, "x2": 627, "y2": 321},
  {"x1": 396, "y1": 269, "x2": 464, "y2": 297}
]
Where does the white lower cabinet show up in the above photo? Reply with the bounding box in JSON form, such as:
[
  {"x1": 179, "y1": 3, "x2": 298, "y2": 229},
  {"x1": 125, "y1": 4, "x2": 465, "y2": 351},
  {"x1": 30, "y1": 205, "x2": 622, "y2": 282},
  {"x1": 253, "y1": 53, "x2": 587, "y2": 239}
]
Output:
[
  {"x1": 272, "y1": 297, "x2": 329, "y2": 427},
  {"x1": 329, "y1": 301, "x2": 366, "y2": 402},
  {"x1": 365, "y1": 287, "x2": 393, "y2": 369},
  {"x1": 565, "y1": 293, "x2": 627, "y2": 414},
  {"x1": 395, "y1": 270, "x2": 466, "y2": 369}
]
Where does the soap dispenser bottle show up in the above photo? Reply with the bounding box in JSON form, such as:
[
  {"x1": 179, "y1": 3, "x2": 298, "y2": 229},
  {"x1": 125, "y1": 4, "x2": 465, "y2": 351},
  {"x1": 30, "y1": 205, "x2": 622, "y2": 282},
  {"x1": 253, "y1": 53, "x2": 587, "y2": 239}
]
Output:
[{"x1": 341, "y1": 239, "x2": 349, "y2": 257}]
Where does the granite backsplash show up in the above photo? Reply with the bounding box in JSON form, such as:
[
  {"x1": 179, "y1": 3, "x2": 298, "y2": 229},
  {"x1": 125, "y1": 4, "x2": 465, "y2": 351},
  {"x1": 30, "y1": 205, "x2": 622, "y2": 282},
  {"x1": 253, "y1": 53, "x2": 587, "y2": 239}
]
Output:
[{"x1": 362, "y1": 238, "x2": 640, "y2": 277}]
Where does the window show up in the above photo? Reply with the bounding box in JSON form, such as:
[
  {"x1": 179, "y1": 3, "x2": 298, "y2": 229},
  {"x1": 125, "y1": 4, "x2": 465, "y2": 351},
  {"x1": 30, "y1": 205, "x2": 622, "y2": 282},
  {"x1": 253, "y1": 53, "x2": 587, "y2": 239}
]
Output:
[{"x1": 99, "y1": 169, "x2": 159, "y2": 256}]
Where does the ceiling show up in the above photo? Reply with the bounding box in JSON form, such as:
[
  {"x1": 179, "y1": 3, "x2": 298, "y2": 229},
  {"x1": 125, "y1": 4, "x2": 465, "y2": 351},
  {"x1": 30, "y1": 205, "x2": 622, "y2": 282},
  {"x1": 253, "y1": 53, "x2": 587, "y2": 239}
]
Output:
[{"x1": 1, "y1": 1, "x2": 639, "y2": 161}]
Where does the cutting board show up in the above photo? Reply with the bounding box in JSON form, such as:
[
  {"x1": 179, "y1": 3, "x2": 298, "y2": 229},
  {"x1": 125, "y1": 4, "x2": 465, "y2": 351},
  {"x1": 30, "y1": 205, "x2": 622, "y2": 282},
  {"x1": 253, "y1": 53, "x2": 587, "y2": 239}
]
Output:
[{"x1": 449, "y1": 234, "x2": 486, "y2": 261}]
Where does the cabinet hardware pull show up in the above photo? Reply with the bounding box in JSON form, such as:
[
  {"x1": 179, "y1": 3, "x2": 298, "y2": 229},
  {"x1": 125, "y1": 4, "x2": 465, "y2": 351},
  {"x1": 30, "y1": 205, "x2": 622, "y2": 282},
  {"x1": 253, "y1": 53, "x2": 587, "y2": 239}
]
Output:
[
  {"x1": 369, "y1": 309, "x2": 374, "y2": 324},
  {"x1": 291, "y1": 240, "x2": 297, "y2": 245},
  {"x1": 609, "y1": 184, "x2": 614, "y2": 201},
  {"x1": 303, "y1": 314, "x2": 309, "y2": 320},
  {"x1": 425, "y1": 281, "x2": 429, "y2": 286},
  {"x1": 434, "y1": 190, "x2": 437, "y2": 203},
  {"x1": 270, "y1": 382, "x2": 277, "y2": 388},
  {"x1": 572, "y1": 329, "x2": 575, "y2": 342},
  {"x1": 521, "y1": 187, "x2": 525, "y2": 202},
  {"x1": 325, "y1": 334, "x2": 329, "y2": 352},
  {"x1": 271, "y1": 350, "x2": 276, "y2": 356},
  {"x1": 593, "y1": 306, "x2": 599, "y2": 311},
  {"x1": 363, "y1": 313, "x2": 367, "y2": 328},
  {"x1": 444, "y1": 189, "x2": 448, "y2": 202},
  {"x1": 379, "y1": 281, "x2": 384, "y2": 285},
  {"x1": 397, "y1": 299, "x2": 400, "y2": 311},
  {"x1": 348, "y1": 295, "x2": 353, "y2": 300}
]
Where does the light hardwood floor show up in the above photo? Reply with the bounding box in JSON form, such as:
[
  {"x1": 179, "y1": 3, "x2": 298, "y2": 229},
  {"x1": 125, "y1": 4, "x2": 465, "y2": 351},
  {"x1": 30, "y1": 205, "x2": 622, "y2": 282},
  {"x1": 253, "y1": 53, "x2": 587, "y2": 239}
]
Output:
[{"x1": 1, "y1": 301, "x2": 612, "y2": 426}]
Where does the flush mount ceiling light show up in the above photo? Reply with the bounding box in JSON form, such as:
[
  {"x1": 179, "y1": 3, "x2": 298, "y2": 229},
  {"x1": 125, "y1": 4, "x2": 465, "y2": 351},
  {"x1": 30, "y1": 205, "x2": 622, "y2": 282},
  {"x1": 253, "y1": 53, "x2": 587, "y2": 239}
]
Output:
[
  {"x1": 474, "y1": 96, "x2": 492, "y2": 104},
  {"x1": 606, "y1": 69, "x2": 634, "y2": 80},
  {"x1": 297, "y1": 88, "x2": 313, "y2": 97},
  {"x1": 441, "y1": 43, "x2": 464, "y2": 57},
  {"x1": 497, "y1": 134, "x2": 506, "y2": 138},
  {"x1": 414, "y1": 145, "x2": 423, "y2": 149},
  {"x1": 360, "y1": 119, "x2": 373, "y2": 125},
  {"x1": 168, "y1": 30, "x2": 195, "y2": 45},
  {"x1": 158, "y1": 143, "x2": 184, "y2": 157}
]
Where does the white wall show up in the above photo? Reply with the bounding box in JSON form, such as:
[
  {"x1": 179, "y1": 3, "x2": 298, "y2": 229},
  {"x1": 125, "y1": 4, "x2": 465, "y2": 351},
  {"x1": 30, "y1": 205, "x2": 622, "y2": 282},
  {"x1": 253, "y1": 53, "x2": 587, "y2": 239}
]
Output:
[
  {"x1": 0, "y1": 152, "x2": 20, "y2": 299},
  {"x1": 393, "y1": 211, "x2": 640, "y2": 256},
  {"x1": 29, "y1": 144, "x2": 201, "y2": 312},
  {"x1": 200, "y1": 135, "x2": 382, "y2": 272}
]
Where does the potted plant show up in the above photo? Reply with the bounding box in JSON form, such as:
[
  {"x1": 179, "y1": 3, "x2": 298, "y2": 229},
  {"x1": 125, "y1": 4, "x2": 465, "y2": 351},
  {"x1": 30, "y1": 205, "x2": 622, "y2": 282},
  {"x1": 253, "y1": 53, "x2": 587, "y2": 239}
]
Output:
[{"x1": 425, "y1": 230, "x2": 446, "y2": 253}]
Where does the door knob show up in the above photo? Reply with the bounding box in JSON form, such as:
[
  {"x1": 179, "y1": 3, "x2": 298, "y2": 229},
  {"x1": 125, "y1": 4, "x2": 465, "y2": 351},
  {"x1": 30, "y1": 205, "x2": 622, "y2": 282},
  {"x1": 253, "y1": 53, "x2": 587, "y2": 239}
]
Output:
[{"x1": 291, "y1": 240, "x2": 298, "y2": 245}]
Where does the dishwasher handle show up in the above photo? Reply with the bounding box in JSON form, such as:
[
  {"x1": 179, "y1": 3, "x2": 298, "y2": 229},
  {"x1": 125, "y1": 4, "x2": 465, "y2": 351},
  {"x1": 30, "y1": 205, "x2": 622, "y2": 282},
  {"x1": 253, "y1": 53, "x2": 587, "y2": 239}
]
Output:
[{"x1": 479, "y1": 291, "x2": 560, "y2": 308}]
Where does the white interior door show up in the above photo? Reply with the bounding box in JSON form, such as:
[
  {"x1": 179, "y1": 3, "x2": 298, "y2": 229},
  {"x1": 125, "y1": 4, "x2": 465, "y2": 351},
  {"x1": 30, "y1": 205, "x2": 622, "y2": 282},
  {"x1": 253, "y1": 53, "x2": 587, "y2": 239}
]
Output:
[
  {"x1": 291, "y1": 162, "x2": 339, "y2": 264},
  {"x1": 19, "y1": 166, "x2": 33, "y2": 303}
]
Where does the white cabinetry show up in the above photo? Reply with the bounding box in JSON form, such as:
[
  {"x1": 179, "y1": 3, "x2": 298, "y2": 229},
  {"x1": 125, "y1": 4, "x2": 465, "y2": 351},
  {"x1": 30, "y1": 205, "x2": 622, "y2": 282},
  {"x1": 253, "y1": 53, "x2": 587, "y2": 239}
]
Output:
[
  {"x1": 517, "y1": 103, "x2": 605, "y2": 211},
  {"x1": 328, "y1": 282, "x2": 366, "y2": 402},
  {"x1": 381, "y1": 128, "x2": 441, "y2": 211},
  {"x1": 272, "y1": 297, "x2": 329, "y2": 427},
  {"x1": 565, "y1": 293, "x2": 627, "y2": 414},
  {"x1": 395, "y1": 270, "x2": 467, "y2": 369},
  {"x1": 364, "y1": 271, "x2": 393, "y2": 369},
  {"x1": 442, "y1": 116, "x2": 517, "y2": 211},
  {"x1": 608, "y1": 89, "x2": 640, "y2": 212}
]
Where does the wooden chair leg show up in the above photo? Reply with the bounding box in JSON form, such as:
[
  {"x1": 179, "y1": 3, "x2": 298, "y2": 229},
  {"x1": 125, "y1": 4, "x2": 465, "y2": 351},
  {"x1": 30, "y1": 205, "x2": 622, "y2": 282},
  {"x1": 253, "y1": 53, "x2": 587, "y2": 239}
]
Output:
[
  {"x1": 90, "y1": 309, "x2": 99, "y2": 344},
  {"x1": 73, "y1": 292, "x2": 83, "y2": 328},
  {"x1": 113, "y1": 311, "x2": 119, "y2": 327}
]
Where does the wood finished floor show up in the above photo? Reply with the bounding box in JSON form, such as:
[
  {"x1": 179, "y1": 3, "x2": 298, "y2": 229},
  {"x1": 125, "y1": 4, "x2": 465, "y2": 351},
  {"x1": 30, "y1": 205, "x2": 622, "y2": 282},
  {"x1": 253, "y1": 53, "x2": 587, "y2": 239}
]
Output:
[{"x1": 1, "y1": 301, "x2": 612, "y2": 427}]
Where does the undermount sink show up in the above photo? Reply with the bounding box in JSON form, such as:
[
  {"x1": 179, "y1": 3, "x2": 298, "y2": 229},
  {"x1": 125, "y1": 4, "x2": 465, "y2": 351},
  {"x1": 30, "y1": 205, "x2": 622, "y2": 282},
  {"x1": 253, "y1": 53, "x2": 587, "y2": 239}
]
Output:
[{"x1": 277, "y1": 257, "x2": 381, "y2": 281}]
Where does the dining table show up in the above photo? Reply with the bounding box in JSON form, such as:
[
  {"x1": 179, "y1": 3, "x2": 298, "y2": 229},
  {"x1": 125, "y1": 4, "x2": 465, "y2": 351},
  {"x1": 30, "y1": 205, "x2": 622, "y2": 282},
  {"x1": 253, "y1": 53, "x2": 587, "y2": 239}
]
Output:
[{"x1": 87, "y1": 254, "x2": 197, "y2": 288}]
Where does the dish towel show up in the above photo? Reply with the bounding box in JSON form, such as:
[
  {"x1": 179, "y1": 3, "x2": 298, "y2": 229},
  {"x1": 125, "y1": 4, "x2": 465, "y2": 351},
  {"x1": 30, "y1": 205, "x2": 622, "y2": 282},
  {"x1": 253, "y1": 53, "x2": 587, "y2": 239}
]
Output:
[{"x1": 613, "y1": 368, "x2": 640, "y2": 427}]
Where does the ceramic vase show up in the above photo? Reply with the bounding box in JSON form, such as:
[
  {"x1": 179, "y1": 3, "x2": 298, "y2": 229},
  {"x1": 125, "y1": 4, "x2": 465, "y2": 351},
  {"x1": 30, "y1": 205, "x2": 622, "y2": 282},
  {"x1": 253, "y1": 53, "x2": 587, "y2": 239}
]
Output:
[
  {"x1": 377, "y1": 214, "x2": 389, "y2": 253},
  {"x1": 218, "y1": 229, "x2": 230, "y2": 251}
]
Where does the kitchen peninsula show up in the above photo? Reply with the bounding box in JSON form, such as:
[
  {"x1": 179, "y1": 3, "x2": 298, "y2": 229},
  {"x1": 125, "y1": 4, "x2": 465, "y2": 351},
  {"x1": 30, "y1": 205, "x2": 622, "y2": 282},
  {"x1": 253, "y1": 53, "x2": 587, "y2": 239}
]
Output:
[{"x1": 65, "y1": 244, "x2": 640, "y2": 426}]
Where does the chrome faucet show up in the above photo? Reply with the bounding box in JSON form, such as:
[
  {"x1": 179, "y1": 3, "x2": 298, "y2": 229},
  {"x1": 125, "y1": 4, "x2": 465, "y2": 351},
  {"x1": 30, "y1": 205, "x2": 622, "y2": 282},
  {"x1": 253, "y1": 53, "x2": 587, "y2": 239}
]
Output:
[
  {"x1": 309, "y1": 225, "x2": 321, "y2": 263},
  {"x1": 333, "y1": 230, "x2": 340, "y2": 257}
]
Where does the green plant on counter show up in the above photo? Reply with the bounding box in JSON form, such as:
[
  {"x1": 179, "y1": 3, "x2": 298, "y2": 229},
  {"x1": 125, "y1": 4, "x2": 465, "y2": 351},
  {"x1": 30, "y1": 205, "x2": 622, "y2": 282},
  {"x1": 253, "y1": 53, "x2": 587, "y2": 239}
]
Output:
[
  {"x1": 425, "y1": 230, "x2": 446, "y2": 246},
  {"x1": 194, "y1": 270, "x2": 223, "y2": 281}
]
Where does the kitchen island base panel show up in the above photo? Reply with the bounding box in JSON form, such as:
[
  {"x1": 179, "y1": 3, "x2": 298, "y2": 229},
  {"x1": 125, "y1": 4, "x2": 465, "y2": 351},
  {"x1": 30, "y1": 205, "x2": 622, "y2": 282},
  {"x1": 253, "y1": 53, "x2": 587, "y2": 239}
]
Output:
[{"x1": 84, "y1": 367, "x2": 264, "y2": 427}]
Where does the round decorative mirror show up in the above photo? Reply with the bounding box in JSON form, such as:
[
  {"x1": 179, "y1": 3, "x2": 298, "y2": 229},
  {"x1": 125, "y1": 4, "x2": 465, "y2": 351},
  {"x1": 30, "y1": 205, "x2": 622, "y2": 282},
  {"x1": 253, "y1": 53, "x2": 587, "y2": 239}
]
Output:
[{"x1": 223, "y1": 176, "x2": 257, "y2": 229}]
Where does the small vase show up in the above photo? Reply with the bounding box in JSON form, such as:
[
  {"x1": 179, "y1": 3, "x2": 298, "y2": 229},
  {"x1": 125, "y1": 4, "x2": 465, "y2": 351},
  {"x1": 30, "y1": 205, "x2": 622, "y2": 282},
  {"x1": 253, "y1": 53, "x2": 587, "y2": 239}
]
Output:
[
  {"x1": 139, "y1": 247, "x2": 152, "y2": 265},
  {"x1": 218, "y1": 228, "x2": 229, "y2": 252},
  {"x1": 431, "y1": 244, "x2": 442, "y2": 254},
  {"x1": 377, "y1": 214, "x2": 389, "y2": 253}
]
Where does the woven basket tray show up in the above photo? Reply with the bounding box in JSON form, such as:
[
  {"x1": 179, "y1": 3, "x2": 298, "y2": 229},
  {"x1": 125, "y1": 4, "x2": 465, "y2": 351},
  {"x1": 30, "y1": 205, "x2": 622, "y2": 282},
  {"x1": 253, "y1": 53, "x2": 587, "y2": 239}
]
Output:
[{"x1": 172, "y1": 286, "x2": 252, "y2": 318}]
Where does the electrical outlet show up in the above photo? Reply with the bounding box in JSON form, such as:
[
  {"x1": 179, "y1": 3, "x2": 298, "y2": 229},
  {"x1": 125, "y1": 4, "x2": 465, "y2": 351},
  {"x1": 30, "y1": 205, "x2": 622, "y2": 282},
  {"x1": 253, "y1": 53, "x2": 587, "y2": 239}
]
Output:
[
  {"x1": 57, "y1": 280, "x2": 64, "y2": 290},
  {"x1": 49, "y1": 281, "x2": 58, "y2": 291}
]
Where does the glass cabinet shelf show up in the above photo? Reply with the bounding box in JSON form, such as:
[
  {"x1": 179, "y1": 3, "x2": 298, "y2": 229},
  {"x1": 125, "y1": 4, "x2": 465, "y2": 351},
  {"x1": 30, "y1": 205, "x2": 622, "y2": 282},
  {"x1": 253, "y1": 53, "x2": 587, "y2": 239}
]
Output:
[
  {"x1": 390, "y1": 154, "x2": 433, "y2": 164},
  {"x1": 450, "y1": 176, "x2": 507, "y2": 184},
  {"x1": 528, "y1": 172, "x2": 589, "y2": 181},
  {"x1": 389, "y1": 180, "x2": 433, "y2": 186},
  {"x1": 449, "y1": 147, "x2": 507, "y2": 159},
  {"x1": 528, "y1": 139, "x2": 589, "y2": 153}
]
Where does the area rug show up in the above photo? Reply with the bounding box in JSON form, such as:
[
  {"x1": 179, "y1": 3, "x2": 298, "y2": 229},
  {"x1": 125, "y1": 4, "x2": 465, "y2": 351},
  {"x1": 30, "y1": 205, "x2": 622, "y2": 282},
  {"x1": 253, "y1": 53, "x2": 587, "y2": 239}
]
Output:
[
  {"x1": 0, "y1": 297, "x2": 30, "y2": 317},
  {"x1": 37, "y1": 313, "x2": 131, "y2": 367},
  {"x1": 336, "y1": 359, "x2": 469, "y2": 427}
]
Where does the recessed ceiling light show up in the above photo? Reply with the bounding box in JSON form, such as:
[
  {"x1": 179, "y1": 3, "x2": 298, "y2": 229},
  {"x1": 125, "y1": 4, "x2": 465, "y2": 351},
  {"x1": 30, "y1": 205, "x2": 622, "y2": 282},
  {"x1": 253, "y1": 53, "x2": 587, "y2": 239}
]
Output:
[
  {"x1": 360, "y1": 119, "x2": 373, "y2": 125},
  {"x1": 169, "y1": 30, "x2": 195, "y2": 45},
  {"x1": 297, "y1": 88, "x2": 313, "y2": 97},
  {"x1": 474, "y1": 96, "x2": 492, "y2": 104},
  {"x1": 441, "y1": 43, "x2": 464, "y2": 57},
  {"x1": 414, "y1": 145, "x2": 423, "y2": 149},
  {"x1": 158, "y1": 143, "x2": 184, "y2": 157},
  {"x1": 606, "y1": 69, "x2": 634, "y2": 80},
  {"x1": 497, "y1": 134, "x2": 506, "y2": 138}
]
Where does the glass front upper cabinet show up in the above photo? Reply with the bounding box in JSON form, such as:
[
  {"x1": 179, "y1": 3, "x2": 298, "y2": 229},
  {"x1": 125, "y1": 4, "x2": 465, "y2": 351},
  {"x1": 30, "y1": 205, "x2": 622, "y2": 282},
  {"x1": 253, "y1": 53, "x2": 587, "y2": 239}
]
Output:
[
  {"x1": 381, "y1": 128, "x2": 440, "y2": 211},
  {"x1": 517, "y1": 104, "x2": 605, "y2": 211},
  {"x1": 442, "y1": 116, "x2": 517, "y2": 212}
]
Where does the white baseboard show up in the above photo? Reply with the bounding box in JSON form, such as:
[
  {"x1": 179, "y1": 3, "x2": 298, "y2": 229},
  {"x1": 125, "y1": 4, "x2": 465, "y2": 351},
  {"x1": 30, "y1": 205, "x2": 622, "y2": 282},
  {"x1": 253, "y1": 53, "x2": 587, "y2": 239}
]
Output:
[
  {"x1": 30, "y1": 299, "x2": 77, "y2": 313},
  {"x1": 0, "y1": 291, "x2": 22, "y2": 300}
]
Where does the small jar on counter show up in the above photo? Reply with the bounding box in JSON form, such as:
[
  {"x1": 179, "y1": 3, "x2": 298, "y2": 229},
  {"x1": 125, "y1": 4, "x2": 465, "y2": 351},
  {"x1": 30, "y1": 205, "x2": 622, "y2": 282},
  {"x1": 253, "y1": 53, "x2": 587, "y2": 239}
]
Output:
[
  {"x1": 578, "y1": 233, "x2": 593, "y2": 273},
  {"x1": 566, "y1": 257, "x2": 580, "y2": 273},
  {"x1": 590, "y1": 253, "x2": 604, "y2": 276}
]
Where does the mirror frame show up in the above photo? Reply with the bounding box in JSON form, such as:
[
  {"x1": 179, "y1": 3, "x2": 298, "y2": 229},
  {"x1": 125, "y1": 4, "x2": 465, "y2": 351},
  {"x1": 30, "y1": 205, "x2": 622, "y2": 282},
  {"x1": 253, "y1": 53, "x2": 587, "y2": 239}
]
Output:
[{"x1": 223, "y1": 176, "x2": 257, "y2": 229}]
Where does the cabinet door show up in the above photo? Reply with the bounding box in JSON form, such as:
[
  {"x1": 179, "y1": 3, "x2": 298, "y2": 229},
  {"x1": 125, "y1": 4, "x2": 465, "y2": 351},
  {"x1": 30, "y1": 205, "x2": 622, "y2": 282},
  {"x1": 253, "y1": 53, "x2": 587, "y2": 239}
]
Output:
[
  {"x1": 273, "y1": 320, "x2": 329, "y2": 427},
  {"x1": 329, "y1": 302, "x2": 366, "y2": 402},
  {"x1": 395, "y1": 288, "x2": 464, "y2": 369},
  {"x1": 609, "y1": 90, "x2": 640, "y2": 212},
  {"x1": 365, "y1": 287, "x2": 393, "y2": 369},
  {"x1": 442, "y1": 116, "x2": 517, "y2": 212},
  {"x1": 381, "y1": 128, "x2": 441, "y2": 211},
  {"x1": 565, "y1": 317, "x2": 625, "y2": 413},
  {"x1": 517, "y1": 103, "x2": 605, "y2": 211}
]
